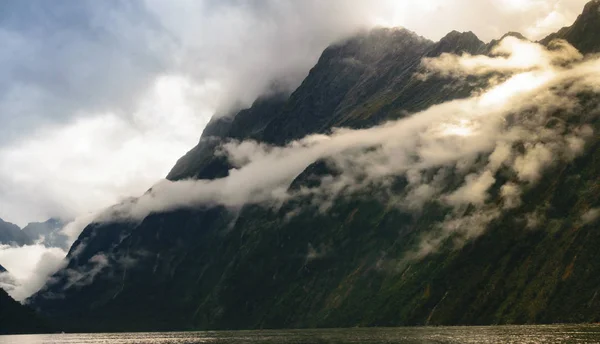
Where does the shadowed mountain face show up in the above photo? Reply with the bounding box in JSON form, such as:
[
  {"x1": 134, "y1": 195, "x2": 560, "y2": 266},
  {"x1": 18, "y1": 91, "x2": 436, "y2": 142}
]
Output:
[
  {"x1": 0, "y1": 218, "x2": 32, "y2": 247},
  {"x1": 0, "y1": 265, "x2": 51, "y2": 335},
  {"x1": 29, "y1": 2, "x2": 600, "y2": 332},
  {"x1": 540, "y1": 0, "x2": 600, "y2": 54},
  {"x1": 0, "y1": 288, "x2": 51, "y2": 335}
]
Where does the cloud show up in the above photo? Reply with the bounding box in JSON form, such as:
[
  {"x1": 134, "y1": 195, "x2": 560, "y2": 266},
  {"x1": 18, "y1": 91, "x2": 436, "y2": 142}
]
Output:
[
  {"x1": 444, "y1": 171, "x2": 496, "y2": 207},
  {"x1": 0, "y1": 270, "x2": 18, "y2": 294},
  {"x1": 421, "y1": 36, "x2": 583, "y2": 77},
  {"x1": 500, "y1": 183, "x2": 523, "y2": 210},
  {"x1": 0, "y1": 76, "x2": 213, "y2": 226},
  {"x1": 79, "y1": 37, "x2": 600, "y2": 273},
  {"x1": 63, "y1": 254, "x2": 109, "y2": 290},
  {"x1": 374, "y1": 0, "x2": 590, "y2": 41},
  {"x1": 96, "y1": 38, "x2": 597, "y2": 228},
  {"x1": 0, "y1": 244, "x2": 67, "y2": 301},
  {"x1": 581, "y1": 208, "x2": 600, "y2": 225}
]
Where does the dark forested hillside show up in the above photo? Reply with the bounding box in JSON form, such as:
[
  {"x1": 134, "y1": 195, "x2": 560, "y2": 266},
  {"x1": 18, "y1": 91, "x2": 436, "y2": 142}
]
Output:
[
  {"x1": 540, "y1": 0, "x2": 600, "y2": 54},
  {"x1": 0, "y1": 286, "x2": 51, "y2": 334},
  {"x1": 29, "y1": 1, "x2": 600, "y2": 332}
]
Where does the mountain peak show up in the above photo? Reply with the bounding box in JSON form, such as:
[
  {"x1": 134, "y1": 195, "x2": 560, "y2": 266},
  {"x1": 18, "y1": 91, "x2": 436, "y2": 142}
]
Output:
[
  {"x1": 500, "y1": 32, "x2": 528, "y2": 41},
  {"x1": 540, "y1": 0, "x2": 600, "y2": 53},
  {"x1": 582, "y1": 0, "x2": 600, "y2": 16},
  {"x1": 428, "y1": 30, "x2": 484, "y2": 56},
  {"x1": 22, "y1": 218, "x2": 68, "y2": 250},
  {"x1": 320, "y1": 27, "x2": 432, "y2": 66},
  {"x1": 0, "y1": 218, "x2": 31, "y2": 247},
  {"x1": 443, "y1": 30, "x2": 479, "y2": 40}
]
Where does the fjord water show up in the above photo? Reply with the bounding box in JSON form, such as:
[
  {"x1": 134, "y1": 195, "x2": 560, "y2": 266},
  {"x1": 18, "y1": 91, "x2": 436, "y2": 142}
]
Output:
[{"x1": 2, "y1": 326, "x2": 600, "y2": 344}]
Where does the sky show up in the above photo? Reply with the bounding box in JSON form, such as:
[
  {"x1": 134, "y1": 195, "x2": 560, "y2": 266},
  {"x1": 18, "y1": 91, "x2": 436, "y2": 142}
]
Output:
[{"x1": 0, "y1": 0, "x2": 594, "y2": 300}]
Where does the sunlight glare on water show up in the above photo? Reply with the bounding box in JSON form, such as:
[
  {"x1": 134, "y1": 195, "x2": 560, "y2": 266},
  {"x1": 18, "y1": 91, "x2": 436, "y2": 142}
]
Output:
[{"x1": 2, "y1": 325, "x2": 600, "y2": 344}]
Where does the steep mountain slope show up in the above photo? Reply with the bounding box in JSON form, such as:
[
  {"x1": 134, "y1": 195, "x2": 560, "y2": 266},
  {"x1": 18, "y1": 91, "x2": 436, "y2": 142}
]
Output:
[
  {"x1": 0, "y1": 218, "x2": 32, "y2": 247},
  {"x1": 0, "y1": 287, "x2": 51, "y2": 334},
  {"x1": 30, "y1": 2, "x2": 600, "y2": 332},
  {"x1": 169, "y1": 28, "x2": 483, "y2": 181},
  {"x1": 540, "y1": 0, "x2": 600, "y2": 53},
  {"x1": 22, "y1": 218, "x2": 69, "y2": 250}
]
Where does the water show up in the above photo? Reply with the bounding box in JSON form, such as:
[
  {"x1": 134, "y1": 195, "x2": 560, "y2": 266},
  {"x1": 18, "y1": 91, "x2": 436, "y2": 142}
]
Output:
[{"x1": 2, "y1": 325, "x2": 600, "y2": 344}]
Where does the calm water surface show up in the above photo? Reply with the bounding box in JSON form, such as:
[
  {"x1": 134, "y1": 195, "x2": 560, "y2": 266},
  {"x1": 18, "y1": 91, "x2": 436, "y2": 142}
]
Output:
[{"x1": 2, "y1": 325, "x2": 600, "y2": 344}]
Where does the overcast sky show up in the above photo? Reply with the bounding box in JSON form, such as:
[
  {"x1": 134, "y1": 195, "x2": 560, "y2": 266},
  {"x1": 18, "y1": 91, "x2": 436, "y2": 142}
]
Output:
[{"x1": 0, "y1": 0, "x2": 591, "y2": 227}]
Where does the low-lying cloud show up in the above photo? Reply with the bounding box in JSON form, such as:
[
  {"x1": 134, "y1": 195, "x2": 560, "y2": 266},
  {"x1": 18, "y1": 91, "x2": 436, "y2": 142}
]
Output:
[
  {"x1": 97, "y1": 38, "x2": 598, "y2": 243},
  {"x1": 0, "y1": 244, "x2": 67, "y2": 301}
]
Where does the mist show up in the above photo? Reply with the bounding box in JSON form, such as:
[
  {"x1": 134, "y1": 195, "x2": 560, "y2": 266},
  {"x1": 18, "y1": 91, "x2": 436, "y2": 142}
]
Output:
[
  {"x1": 97, "y1": 37, "x2": 598, "y2": 262},
  {"x1": 0, "y1": 244, "x2": 67, "y2": 301}
]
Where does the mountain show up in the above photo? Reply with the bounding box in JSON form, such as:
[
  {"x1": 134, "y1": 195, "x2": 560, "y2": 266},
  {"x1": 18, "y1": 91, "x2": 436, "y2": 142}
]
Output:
[
  {"x1": 0, "y1": 218, "x2": 32, "y2": 247},
  {"x1": 0, "y1": 287, "x2": 51, "y2": 335},
  {"x1": 1, "y1": 264, "x2": 50, "y2": 334},
  {"x1": 22, "y1": 218, "x2": 69, "y2": 250},
  {"x1": 540, "y1": 0, "x2": 600, "y2": 53},
  {"x1": 30, "y1": 2, "x2": 600, "y2": 332}
]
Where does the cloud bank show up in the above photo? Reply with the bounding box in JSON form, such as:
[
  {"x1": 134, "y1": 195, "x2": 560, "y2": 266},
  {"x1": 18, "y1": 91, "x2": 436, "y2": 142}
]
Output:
[
  {"x1": 99, "y1": 37, "x2": 598, "y2": 246},
  {"x1": 0, "y1": 244, "x2": 67, "y2": 301}
]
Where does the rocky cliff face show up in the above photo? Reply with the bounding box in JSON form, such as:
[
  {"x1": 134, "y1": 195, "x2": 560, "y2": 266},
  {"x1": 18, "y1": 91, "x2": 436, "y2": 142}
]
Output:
[{"x1": 29, "y1": 2, "x2": 600, "y2": 332}]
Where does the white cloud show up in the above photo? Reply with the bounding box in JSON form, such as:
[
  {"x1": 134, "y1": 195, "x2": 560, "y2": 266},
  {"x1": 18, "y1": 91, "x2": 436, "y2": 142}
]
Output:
[
  {"x1": 581, "y1": 208, "x2": 600, "y2": 225},
  {"x1": 0, "y1": 75, "x2": 212, "y2": 226},
  {"x1": 514, "y1": 143, "x2": 554, "y2": 183},
  {"x1": 63, "y1": 254, "x2": 109, "y2": 290},
  {"x1": 445, "y1": 171, "x2": 496, "y2": 207},
  {"x1": 501, "y1": 183, "x2": 522, "y2": 209},
  {"x1": 380, "y1": 0, "x2": 590, "y2": 41},
  {"x1": 98, "y1": 38, "x2": 597, "y2": 231},
  {"x1": 0, "y1": 244, "x2": 67, "y2": 301}
]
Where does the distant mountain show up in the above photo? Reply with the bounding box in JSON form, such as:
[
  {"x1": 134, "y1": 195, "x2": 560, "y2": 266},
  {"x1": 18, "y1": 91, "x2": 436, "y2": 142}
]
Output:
[
  {"x1": 0, "y1": 218, "x2": 32, "y2": 247},
  {"x1": 30, "y1": 1, "x2": 600, "y2": 332},
  {"x1": 23, "y1": 218, "x2": 69, "y2": 250},
  {"x1": 0, "y1": 288, "x2": 51, "y2": 335}
]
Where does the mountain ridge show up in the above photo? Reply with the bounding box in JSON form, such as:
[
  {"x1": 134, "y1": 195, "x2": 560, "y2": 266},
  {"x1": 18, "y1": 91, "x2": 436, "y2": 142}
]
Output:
[
  {"x1": 0, "y1": 218, "x2": 32, "y2": 247},
  {"x1": 540, "y1": 0, "x2": 600, "y2": 53},
  {"x1": 28, "y1": 1, "x2": 600, "y2": 332},
  {"x1": 22, "y1": 218, "x2": 69, "y2": 250}
]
